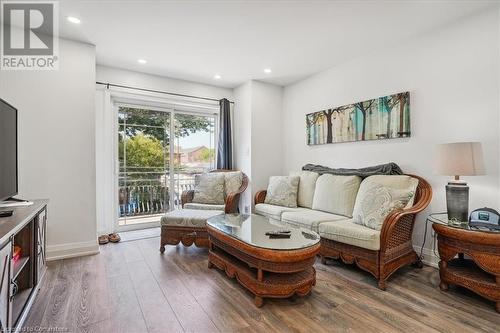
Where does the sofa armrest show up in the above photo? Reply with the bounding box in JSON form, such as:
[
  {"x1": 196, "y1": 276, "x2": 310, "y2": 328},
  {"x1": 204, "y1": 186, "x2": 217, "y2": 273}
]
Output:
[
  {"x1": 254, "y1": 190, "x2": 267, "y2": 205},
  {"x1": 181, "y1": 190, "x2": 195, "y2": 208},
  {"x1": 225, "y1": 193, "x2": 241, "y2": 214},
  {"x1": 379, "y1": 175, "x2": 432, "y2": 254}
]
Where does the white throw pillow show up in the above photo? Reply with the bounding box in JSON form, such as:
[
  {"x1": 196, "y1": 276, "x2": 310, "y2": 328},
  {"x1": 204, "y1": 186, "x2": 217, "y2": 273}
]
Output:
[
  {"x1": 359, "y1": 175, "x2": 419, "y2": 208},
  {"x1": 352, "y1": 176, "x2": 417, "y2": 230},
  {"x1": 192, "y1": 173, "x2": 225, "y2": 205},
  {"x1": 264, "y1": 176, "x2": 300, "y2": 208},
  {"x1": 312, "y1": 175, "x2": 361, "y2": 217},
  {"x1": 290, "y1": 171, "x2": 319, "y2": 208},
  {"x1": 223, "y1": 171, "x2": 243, "y2": 196}
]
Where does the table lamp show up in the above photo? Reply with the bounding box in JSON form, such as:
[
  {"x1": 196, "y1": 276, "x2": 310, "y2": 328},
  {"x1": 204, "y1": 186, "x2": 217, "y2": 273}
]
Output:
[{"x1": 434, "y1": 142, "x2": 485, "y2": 222}]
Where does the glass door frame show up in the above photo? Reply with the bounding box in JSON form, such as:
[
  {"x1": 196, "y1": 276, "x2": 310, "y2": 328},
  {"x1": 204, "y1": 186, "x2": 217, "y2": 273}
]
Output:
[{"x1": 113, "y1": 101, "x2": 218, "y2": 232}]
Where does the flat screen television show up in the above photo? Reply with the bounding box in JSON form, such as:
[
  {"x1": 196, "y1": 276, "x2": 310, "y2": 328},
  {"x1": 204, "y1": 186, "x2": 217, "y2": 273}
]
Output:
[{"x1": 0, "y1": 99, "x2": 18, "y2": 202}]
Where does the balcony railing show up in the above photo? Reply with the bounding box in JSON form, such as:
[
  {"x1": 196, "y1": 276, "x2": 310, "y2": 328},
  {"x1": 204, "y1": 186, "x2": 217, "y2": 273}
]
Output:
[{"x1": 118, "y1": 173, "x2": 197, "y2": 221}]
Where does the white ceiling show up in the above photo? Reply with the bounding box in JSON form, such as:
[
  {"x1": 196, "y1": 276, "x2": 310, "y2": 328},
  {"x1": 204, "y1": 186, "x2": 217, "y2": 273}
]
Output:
[{"x1": 58, "y1": 0, "x2": 495, "y2": 88}]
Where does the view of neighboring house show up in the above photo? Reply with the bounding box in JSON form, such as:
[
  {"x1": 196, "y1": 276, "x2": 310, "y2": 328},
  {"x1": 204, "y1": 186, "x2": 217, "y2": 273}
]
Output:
[{"x1": 180, "y1": 146, "x2": 208, "y2": 164}]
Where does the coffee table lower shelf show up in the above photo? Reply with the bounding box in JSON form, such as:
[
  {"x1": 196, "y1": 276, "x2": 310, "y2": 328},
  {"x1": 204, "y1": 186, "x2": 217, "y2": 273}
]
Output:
[{"x1": 208, "y1": 247, "x2": 316, "y2": 307}]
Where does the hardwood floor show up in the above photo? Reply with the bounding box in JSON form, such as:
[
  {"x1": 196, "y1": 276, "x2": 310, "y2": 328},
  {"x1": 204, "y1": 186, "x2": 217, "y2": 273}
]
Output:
[{"x1": 24, "y1": 237, "x2": 500, "y2": 332}]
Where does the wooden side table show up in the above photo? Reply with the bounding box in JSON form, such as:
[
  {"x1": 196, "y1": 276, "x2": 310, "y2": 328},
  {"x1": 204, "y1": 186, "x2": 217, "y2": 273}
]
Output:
[{"x1": 429, "y1": 213, "x2": 500, "y2": 313}]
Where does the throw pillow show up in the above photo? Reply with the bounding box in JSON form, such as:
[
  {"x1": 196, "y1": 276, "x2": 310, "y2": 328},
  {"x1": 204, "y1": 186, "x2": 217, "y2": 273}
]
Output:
[
  {"x1": 264, "y1": 176, "x2": 300, "y2": 208},
  {"x1": 290, "y1": 171, "x2": 319, "y2": 208},
  {"x1": 353, "y1": 182, "x2": 415, "y2": 230},
  {"x1": 192, "y1": 173, "x2": 225, "y2": 205},
  {"x1": 311, "y1": 174, "x2": 361, "y2": 217},
  {"x1": 223, "y1": 171, "x2": 243, "y2": 196}
]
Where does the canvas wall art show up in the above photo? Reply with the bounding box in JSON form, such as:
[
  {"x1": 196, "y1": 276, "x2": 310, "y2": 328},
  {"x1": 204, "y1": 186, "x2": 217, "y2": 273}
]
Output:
[{"x1": 306, "y1": 92, "x2": 410, "y2": 145}]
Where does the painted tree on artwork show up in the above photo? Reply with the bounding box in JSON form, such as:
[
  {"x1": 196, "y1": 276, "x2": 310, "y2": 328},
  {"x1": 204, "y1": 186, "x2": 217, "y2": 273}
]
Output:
[
  {"x1": 396, "y1": 92, "x2": 410, "y2": 137},
  {"x1": 322, "y1": 109, "x2": 335, "y2": 143},
  {"x1": 381, "y1": 96, "x2": 397, "y2": 138},
  {"x1": 355, "y1": 100, "x2": 375, "y2": 141},
  {"x1": 306, "y1": 112, "x2": 323, "y2": 144}
]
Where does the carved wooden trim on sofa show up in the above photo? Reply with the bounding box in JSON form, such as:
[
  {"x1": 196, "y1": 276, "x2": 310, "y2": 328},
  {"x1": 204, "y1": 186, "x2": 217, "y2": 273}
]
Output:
[{"x1": 181, "y1": 169, "x2": 249, "y2": 214}]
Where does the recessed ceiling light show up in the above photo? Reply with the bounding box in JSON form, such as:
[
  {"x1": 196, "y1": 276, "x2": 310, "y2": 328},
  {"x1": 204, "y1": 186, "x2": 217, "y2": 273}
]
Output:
[
  {"x1": 264, "y1": 68, "x2": 272, "y2": 74},
  {"x1": 137, "y1": 59, "x2": 147, "y2": 64},
  {"x1": 67, "y1": 16, "x2": 81, "y2": 24},
  {"x1": 214, "y1": 74, "x2": 221, "y2": 80}
]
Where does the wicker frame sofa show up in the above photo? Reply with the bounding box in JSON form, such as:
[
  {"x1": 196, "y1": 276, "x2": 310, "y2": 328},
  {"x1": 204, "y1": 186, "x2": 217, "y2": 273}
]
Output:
[
  {"x1": 318, "y1": 174, "x2": 432, "y2": 290},
  {"x1": 255, "y1": 173, "x2": 432, "y2": 290}
]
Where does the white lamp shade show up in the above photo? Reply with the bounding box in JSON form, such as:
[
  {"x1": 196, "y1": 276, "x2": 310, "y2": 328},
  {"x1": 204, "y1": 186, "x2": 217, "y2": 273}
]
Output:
[{"x1": 434, "y1": 142, "x2": 485, "y2": 176}]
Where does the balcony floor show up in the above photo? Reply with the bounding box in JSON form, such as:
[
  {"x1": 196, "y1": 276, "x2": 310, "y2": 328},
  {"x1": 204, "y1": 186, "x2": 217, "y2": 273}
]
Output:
[{"x1": 118, "y1": 213, "x2": 164, "y2": 226}]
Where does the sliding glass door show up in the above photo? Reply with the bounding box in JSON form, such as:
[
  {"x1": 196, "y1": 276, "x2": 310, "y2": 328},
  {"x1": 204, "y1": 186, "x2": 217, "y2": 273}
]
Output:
[
  {"x1": 172, "y1": 113, "x2": 216, "y2": 207},
  {"x1": 117, "y1": 106, "x2": 216, "y2": 230}
]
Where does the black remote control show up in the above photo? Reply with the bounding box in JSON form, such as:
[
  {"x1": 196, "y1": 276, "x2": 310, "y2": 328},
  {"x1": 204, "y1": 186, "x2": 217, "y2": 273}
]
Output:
[
  {"x1": 265, "y1": 230, "x2": 291, "y2": 238},
  {"x1": 268, "y1": 233, "x2": 291, "y2": 239},
  {"x1": 0, "y1": 210, "x2": 13, "y2": 218}
]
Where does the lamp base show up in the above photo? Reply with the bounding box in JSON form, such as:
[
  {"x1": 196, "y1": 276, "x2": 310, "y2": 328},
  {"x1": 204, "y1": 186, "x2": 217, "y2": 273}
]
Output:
[{"x1": 446, "y1": 182, "x2": 469, "y2": 222}]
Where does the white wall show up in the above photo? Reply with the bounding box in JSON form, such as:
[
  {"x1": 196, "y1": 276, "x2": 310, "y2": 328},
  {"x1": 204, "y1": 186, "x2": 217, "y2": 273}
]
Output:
[
  {"x1": 251, "y1": 81, "x2": 283, "y2": 201},
  {"x1": 97, "y1": 66, "x2": 232, "y2": 101},
  {"x1": 233, "y1": 81, "x2": 252, "y2": 212},
  {"x1": 281, "y1": 9, "x2": 499, "y2": 262},
  {"x1": 95, "y1": 66, "x2": 234, "y2": 234},
  {"x1": 0, "y1": 39, "x2": 98, "y2": 260},
  {"x1": 233, "y1": 80, "x2": 283, "y2": 211}
]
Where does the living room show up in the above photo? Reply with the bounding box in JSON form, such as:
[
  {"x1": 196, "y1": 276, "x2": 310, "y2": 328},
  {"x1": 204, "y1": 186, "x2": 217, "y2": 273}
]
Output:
[{"x1": 0, "y1": 1, "x2": 499, "y2": 332}]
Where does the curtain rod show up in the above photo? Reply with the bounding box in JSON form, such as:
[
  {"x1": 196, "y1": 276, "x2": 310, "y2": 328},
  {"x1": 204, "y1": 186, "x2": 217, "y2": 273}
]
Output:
[{"x1": 96, "y1": 81, "x2": 234, "y2": 104}]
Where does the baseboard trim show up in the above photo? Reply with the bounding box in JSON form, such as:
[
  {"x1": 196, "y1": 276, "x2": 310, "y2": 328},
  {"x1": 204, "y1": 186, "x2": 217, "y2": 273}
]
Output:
[
  {"x1": 414, "y1": 245, "x2": 439, "y2": 268},
  {"x1": 47, "y1": 240, "x2": 100, "y2": 261}
]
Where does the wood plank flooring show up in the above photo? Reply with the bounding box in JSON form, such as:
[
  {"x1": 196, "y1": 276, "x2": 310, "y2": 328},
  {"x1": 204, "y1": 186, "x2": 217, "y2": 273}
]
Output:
[{"x1": 23, "y1": 237, "x2": 500, "y2": 332}]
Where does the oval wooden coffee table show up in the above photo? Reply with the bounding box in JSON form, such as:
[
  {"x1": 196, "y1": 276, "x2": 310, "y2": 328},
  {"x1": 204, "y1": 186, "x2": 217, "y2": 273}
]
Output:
[{"x1": 206, "y1": 214, "x2": 320, "y2": 307}]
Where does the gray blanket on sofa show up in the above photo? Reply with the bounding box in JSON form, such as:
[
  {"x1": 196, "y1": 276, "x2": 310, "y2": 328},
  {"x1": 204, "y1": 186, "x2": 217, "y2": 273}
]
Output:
[{"x1": 302, "y1": 162, "x2": 403, "y2": 178}]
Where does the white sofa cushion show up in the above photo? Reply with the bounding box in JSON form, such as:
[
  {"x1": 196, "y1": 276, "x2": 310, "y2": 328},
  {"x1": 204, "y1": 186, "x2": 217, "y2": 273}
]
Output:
[
  {"x1": 223, "y1": 171, "x2": 243, "y2": 196},
  {"x1": 281, "y1": 209, "x2": 348, "y2": 232},
  {"x1": 312, "y1": 174, "x2": 361, "y2": 217},
  {"x1": 264, "y1": 176, "x2": 300, "y2": 208},
  {"x1": 352, "y1": 175, "x2": 418, "y2": 230},
  {"x1": 255, "y1": 203, "x2": 306, "y2": 221},
  {"x1": 290, "y1": 171, "x2": 319, "y2": 208},
  {"x1": 319, "y1": 219, "x2": 381, "y2": 251},
  {"x1": 184, "y1": 203, "x2": 226, "y2": 211},
  {"x1": 192, "y1": 173, "x2": 225, "y2": 204}
]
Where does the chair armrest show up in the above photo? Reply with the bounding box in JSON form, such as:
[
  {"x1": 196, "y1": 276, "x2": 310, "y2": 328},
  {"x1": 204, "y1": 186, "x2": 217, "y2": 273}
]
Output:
[
  {"x1": 225, "y1": 193, "x2": 241, "y2": 214},
  {"x1": 181, "y1": 190, "x2": 195, "y2": 208},
  {"x1": 254, "y1": 190, "x2": 267, "y2": 205}
]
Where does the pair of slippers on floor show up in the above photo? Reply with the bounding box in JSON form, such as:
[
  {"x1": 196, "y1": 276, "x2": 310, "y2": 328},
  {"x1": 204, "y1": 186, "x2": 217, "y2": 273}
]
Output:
[{"x1": 99, "y1": 233, "x2": 121, "y2": 244}]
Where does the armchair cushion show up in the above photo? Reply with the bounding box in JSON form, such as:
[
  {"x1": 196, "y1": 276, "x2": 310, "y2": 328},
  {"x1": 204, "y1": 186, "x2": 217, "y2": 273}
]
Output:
[
  {"x1": 192, "y1": 173, "x2": 225, "y2": 205},
  {"x1": 255, "y1": 203, "x2": 306, "y2": 221},
  {"x1": 319, "y1": 219, "x2": 381, "y2": 251},
  {"x1": 352, "y1": 175, "x2": 417, "y2": 230},
  {"x1": 281, "y1": 209, "x2": 347, "y2": 233},
  {"x1": 223, "y1": 171, "x2": 243, "y2": 196},
  {"x1": 161, "y1": 209, "x2": 223, "y2": 228},
  {"x1": 290, "y1": 171, "x2": 319, "y2": 208},
  {"x1": 184, "y1": 203, "x2": 226, "y2": 211},
  {"x1": 264, "y1": 176, "x2": 300, "y2": 208},
  {"x1": 312, "y1": 175, "x2": 361, "y2": 217}
]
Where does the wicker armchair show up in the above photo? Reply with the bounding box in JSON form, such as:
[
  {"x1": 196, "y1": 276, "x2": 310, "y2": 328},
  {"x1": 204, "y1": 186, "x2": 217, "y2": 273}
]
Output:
[
  {"x1": 319, "y1": 174, "x2": 432, "y2": 290},
  {"x1": 181, "y1": 169, "x2": 249, "y2": 214}
]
